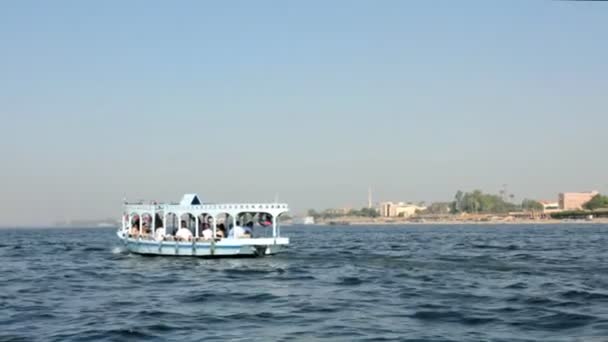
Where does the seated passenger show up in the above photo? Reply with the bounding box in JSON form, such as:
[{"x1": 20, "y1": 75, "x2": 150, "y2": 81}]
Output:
[
  {"x1": 258, "y1": 214, "x2": 272, "y2": 227},
  {"x1": 130, "y1": 220, "x2": 140, "y2": 237},
  {"x1": 176, "y1": 220, "x2": 193, "y2": 241},
  {"x1": 154, "y1": 213, "x2": 164, "y2": 229},
  {"x1": 154, "y1": 227, "x2": 166, "y2": 241},
  {"x1": 228, "y1": 222, "x2": 253, "y2": 238},
  {"x1": 215, "y1": 223, "x2": 226, "y2": 239},
  {"x1": 228, "y1": 224, "x2": 245, "y2": 238},
  {"x1": 142, "y1": 222, "x2": 151, "y2": 237},
  {"x1": 176, "y1": 227, "x2": 193, "y2": 241},
  {"x1": 201, "y1": 226, "x2": 213, "y2": 240},
  {"x1": 242, "y1": 221, "x2": 254, "y2": 238}
]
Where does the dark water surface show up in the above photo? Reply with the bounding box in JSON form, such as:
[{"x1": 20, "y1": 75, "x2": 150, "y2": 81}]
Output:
[{"x1": 1, "y1": 225, "x2": 608, "y2": 341}]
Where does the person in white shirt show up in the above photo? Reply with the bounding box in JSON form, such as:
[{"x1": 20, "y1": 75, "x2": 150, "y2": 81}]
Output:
[
  {"x1": 228, "y1": 224, "x2": 245, "y2": 238},
  {"x1": 176, "y1": 220, "x2": 193, "y2": 241},
  {"x1": 228, "y1": 221, "x2": 254, "y2": 239},
  {"x1": 201, "y1": 226, "x2": 213, "y2": 240},
  {"x1": 154, "y1": 227, "x2": 166, "y2": 241}
]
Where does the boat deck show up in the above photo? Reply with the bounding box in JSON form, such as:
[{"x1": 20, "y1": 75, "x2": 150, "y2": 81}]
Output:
[{"x1": 118, "y1": 232, "x2": 289, "y2": 257}]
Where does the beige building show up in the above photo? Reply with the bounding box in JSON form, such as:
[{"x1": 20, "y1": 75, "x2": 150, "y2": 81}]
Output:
[
  {"x1": 379, "y1": 202, "x2": 426, "y2": 218},
  {"x1": 558, "y1": 191, "x2": 598, "y2": 210}
]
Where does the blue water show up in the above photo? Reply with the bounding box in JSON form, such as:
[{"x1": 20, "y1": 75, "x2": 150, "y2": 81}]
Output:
[{"x1": 1, "y1": 225, "x2": 608, "y2": 341}]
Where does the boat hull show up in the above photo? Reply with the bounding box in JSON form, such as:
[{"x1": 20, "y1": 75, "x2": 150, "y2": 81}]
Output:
[{"x1": 117, "y1": 231, "x2": 288, "y2": 257}]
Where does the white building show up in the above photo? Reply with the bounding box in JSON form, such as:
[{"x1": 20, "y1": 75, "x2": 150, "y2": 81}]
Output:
[
  {"x1": 379, "y1": 202, "x2": 426, "y2": 218},
  {"x1": 539, "y1": 200, "x2": 560, "y2": 213},
  {"x1": 303, "y1": 216, "x2": 315, "y2": 225}
]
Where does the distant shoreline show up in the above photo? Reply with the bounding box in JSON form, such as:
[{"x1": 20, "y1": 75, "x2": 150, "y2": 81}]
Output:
[{"x1": 298, "y1": 218, "x2": 608, "y2": 226}]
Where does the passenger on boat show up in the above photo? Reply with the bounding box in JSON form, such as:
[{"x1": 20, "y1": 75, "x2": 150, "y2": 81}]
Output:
[
  {"x1": 243, "y1": 221, "x2": 254, "y2": 238},
  {"x1": 228, "y1": 224, "x2": 243, "y2": 238},
  {"x1": 258, "y1": 213, "x2": 272, "y2": 227},
  {"x1": 228, "y1": 221, "x2": 253, "y2": 238},
  {"x1": 203, "y1": 216, "x2": 213, "y2": 230},
  {"x1": 130, "y1": 219, "x2": 140, "y2": 237},
  {"x1": 142, "y1": 221, "x2": 151, "y2": 236},
  {"x1": 175, "y1": 220, "x2": 193, "y2": 241},
  {"x1": 215, "y1": 223, "x2": 226, "y2": 239},
  {"x1": 201, "y1": 226, "x2": 213, "y2": 240},
  {"x1": 154, "y1": 227, "x2": 166, "y2": 241},
  {"x1": 154, "y1": 214, "x2": 164, "y2": 228}
]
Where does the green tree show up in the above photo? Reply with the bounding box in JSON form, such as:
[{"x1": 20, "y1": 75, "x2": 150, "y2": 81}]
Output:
[
  {"x1": 307, "y1": 209, "x2": 320, "y2": 218},
  {"x1": 454, "y1": 190, "x2": 464, "y2": 213},
  {"x1": 424, "y1": 202, "x2": 451, "y2": 214},
  {"x1": 360, "y1": 207, "x2": 379, "y2": 217},
  {"x1": 450, "y1": 190, "x2": 518, "y2": 214},
  {"x1": 583, "y1": 194, "x2": 608, "y2": 210},
  {"x1": 521, "y1": 199, "x2": 543, "y2": 212},
  {"x1": 321, "y1": 209, "x2": 346, "y2": 219},
  {"x1": 347, "y1": 207, "x2": 378, "y2": 217},
  {"x1": 347, "y1": 209, "x2": 360, "y2": 216}
]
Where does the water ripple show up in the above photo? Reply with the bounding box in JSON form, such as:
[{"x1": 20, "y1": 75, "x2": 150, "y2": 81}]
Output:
[{"x1": 1, "y1": 225, "x2": 608, "y2": 341}]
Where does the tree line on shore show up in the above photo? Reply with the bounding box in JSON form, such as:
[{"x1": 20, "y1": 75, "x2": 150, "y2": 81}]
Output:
[
  {"x1": 448, "y1": 190, "x2": 542, "y2": 214},
  {"x1": 307, "y1": 207, "x2": 379, "y2": 220}
]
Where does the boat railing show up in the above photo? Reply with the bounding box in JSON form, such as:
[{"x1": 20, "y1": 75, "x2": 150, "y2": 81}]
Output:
[{"x1": 123, "y1": 203, "x2": 289, "y2": 212}]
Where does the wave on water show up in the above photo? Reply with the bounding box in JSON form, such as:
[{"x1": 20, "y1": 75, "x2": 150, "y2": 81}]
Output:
[
  {"x1": 1, "y1": 224, "x2": 608, "y2": 341},
  {"x1": 111, "y1": 246, "x2": 126, "y2": 254}
]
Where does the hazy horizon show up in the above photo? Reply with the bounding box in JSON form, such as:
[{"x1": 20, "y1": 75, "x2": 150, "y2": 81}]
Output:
[{"x1": 1, "y1": 1, "x2": 607, "y2": 226}]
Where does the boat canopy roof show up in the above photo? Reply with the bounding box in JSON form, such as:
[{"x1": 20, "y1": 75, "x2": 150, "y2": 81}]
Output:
[
  {"x1": 124, "y1": 194, "x2": 289, "y2": 218},
  {"x1": 180, "y1": 193, "x2": 201, "y2": 206}
]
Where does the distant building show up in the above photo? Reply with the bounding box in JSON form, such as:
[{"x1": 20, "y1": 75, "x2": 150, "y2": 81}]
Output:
[
  {"x1": 379, "y1": 202, "x2": 426, "y2": 218},
  {"x1": 539, "y1": 200, "x2": 560, "y2": 213},
  {"x1": 558, "y1": 191, "x2": 598, "y2": 210}
]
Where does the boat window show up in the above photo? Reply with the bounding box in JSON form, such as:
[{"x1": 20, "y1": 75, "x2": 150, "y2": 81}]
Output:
[
  {"x1": 165, "y1": 212, "x2": 178, "y2": 235},
  {"x1": 180, "y1": 213, "x2": 196, "y2": 234}
]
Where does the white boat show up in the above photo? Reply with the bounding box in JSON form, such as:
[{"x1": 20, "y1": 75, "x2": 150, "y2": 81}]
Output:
[{"x1": 116, "y1": 194, "x2": 289, "y2": 257}]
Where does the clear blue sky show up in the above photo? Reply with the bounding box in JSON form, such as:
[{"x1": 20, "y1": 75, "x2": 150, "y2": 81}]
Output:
[{"x1": 1, "y1": 1, "x2": 607, "y2": 225}]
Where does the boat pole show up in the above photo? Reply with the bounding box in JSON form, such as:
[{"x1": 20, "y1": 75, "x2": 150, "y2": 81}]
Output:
[
  {"x1": 272, "y1": 214, "x2": 277, "y2": 245},
  {"x1": 211, "y1": 216, "x2": 216, "y2": 256},
  {"x1": 194, "y1": 215, "x2": 199, "y2": 239}
]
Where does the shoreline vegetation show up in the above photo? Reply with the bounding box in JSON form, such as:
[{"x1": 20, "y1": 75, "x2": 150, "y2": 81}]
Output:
[
  {"x1": 296, "y1": 216, "x2": 608, "y2": 226},
  {"x1": 16, "y1": 192, "x2": 608, "y2": 229},
  {"x1": 302, "y1": 190, "x2": 608, "y2": 226}
]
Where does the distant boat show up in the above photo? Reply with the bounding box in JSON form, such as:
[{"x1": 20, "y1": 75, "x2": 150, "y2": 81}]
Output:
[{"x1": 293, "y1": 216, "x2": 315, "y2": 225}]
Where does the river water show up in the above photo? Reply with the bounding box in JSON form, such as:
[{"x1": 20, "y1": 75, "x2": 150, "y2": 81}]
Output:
[{"x1": 1, "y1": 224, "x2": 608, "y2": 341}]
